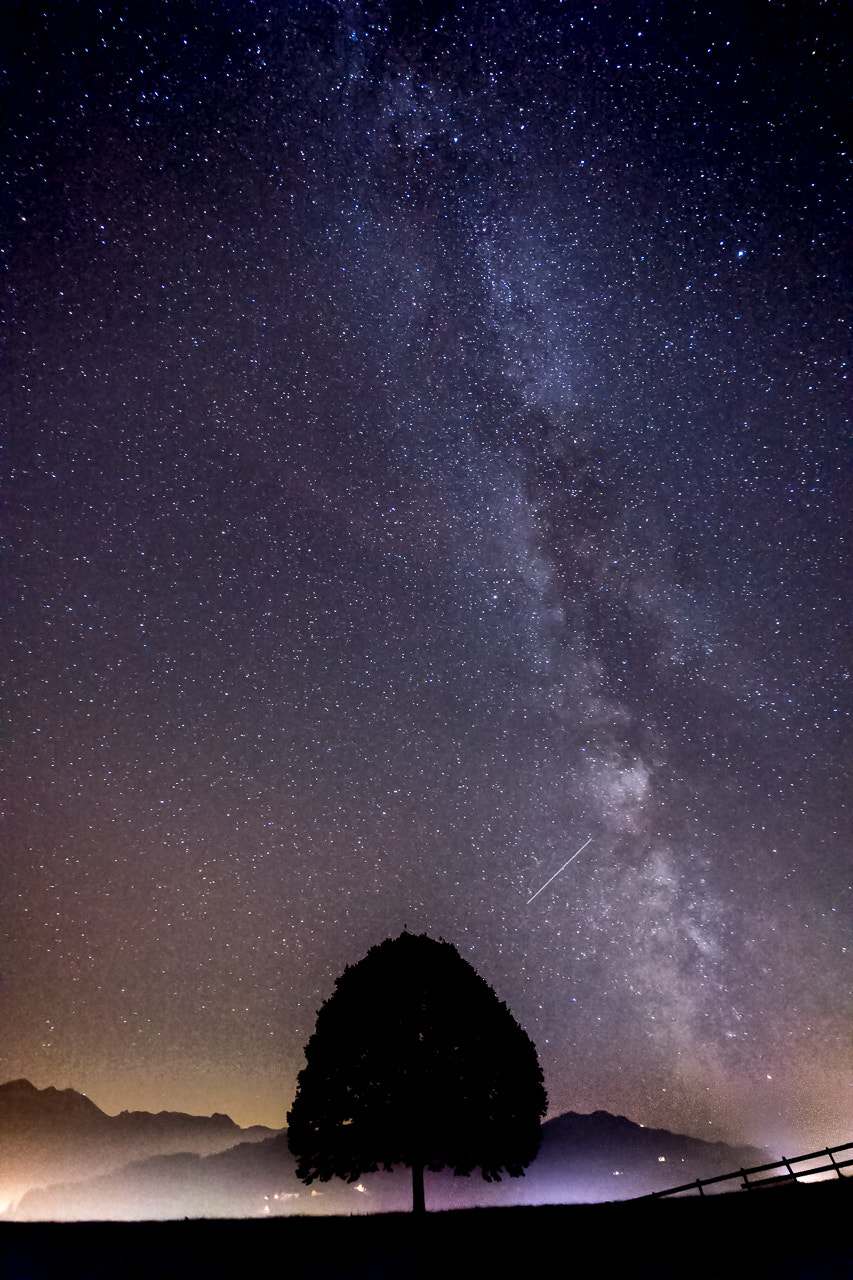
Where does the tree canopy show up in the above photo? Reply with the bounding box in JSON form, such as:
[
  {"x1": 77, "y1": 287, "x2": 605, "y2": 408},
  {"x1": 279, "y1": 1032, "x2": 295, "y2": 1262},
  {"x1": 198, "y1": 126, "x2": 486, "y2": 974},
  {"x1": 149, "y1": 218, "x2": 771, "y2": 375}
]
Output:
[{"x1": 286, "y1": 931, "x2": 547, "y2": 1211}]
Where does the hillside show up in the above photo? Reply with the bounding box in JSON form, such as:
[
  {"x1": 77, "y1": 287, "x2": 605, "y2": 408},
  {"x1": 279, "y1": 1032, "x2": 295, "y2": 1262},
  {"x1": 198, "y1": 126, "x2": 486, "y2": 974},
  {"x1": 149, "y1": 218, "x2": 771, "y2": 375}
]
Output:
[{"x1": 3, "y1": 1181, "x2": 851, "y2": 1279}]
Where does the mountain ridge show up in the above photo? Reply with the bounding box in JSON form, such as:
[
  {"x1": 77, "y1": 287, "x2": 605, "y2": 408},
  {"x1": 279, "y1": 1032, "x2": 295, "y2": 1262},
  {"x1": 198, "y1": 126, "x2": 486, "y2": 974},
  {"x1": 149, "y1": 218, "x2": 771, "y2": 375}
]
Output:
[
  {"x1": 1, "y1": 1077, "x2": 273, "y2": 1132},
  {"x1": 0, "y1": 1078, "x2": 279, "y2": 1213},
  {"x1": 1, "y1": 1079, "x2": 769, "y2": 1219}
]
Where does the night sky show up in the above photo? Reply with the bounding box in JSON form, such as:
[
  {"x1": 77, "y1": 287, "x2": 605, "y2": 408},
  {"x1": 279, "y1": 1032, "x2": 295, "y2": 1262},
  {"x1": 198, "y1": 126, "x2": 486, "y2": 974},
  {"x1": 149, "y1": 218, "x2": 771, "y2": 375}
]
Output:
[{"x1": 4, "y1": 1, "x2": 850, "y2": 1157}]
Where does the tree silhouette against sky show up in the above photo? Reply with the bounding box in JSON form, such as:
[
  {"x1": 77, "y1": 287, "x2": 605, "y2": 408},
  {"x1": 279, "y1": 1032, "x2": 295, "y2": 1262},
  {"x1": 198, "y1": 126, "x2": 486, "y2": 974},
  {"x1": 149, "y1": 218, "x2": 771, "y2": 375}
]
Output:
[{"x1": 287, "y1": 931, "x2": 548, "y2": 1213}]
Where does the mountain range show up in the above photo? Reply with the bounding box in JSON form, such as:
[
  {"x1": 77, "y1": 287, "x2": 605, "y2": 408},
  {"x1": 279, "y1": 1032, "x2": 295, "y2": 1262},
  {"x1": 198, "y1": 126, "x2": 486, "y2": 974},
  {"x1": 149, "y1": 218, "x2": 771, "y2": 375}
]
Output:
[
  {"x1": 1, "y1": 1079, "x2": 769, "y2": 1220},
  {"x1": 0, "y1": 1078, "x2": 276, "y2": 1215}
]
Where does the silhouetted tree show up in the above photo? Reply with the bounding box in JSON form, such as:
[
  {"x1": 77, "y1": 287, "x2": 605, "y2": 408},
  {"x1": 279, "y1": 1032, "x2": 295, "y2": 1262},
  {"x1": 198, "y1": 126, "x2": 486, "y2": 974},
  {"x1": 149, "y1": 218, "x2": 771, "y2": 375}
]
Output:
[{"x1": 287, "y1": 931, "x2": 547, "y2": 1213}]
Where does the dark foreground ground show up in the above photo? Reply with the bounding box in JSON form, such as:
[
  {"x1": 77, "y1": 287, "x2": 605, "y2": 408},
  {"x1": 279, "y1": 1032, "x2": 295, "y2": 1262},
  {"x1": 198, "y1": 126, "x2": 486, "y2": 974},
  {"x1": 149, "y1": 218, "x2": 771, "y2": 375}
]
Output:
[{"x1": 2, "y1": 1178, "x2": 850, "y2": 1280}]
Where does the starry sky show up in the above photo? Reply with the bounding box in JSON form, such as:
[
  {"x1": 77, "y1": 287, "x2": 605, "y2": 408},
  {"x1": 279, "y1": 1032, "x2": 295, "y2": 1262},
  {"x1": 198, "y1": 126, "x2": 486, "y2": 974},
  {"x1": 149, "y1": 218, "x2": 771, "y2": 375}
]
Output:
[{"x1": 4, "y1": 1, "x2": 850, "y2": 1156}]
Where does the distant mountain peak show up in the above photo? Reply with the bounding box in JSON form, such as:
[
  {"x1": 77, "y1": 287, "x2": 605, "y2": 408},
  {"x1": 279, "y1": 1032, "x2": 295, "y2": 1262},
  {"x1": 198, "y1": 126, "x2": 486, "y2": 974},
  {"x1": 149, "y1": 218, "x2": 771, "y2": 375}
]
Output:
[
  {"x1": 0, "y1": 1081, "x2": 244, "y2": 1129},
  {"x1": 1, "y1": 1077, "x2": 106, "y2": 1119}
]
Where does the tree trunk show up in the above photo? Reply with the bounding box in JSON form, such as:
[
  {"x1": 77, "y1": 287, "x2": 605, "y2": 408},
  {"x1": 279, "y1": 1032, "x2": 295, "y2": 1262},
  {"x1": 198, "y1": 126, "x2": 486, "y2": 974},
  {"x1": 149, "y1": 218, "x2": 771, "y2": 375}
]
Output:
[{"x1": 412, "y1": 1157, "x2": 425, "y2": 1215}]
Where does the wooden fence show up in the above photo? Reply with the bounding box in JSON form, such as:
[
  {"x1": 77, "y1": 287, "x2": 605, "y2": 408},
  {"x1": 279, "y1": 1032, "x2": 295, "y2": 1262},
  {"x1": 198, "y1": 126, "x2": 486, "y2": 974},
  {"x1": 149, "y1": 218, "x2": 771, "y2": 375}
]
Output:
[{"x1": 645, "y1": 1140, "x2": 853, "y2": 1198}]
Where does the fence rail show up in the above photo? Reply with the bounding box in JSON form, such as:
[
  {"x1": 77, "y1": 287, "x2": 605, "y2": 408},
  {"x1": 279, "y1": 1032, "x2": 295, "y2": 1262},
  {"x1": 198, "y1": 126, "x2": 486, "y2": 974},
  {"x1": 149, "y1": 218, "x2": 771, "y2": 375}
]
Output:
[{"x1": 645, "y1": 1140, "x2": 853, "y2": 1199}]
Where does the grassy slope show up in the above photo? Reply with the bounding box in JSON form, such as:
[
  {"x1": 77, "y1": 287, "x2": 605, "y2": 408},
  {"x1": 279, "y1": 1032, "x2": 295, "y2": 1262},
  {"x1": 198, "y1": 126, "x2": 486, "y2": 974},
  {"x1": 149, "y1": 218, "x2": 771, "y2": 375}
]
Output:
[{"x1": 2, "y1": 1178, "x2": 850, "y2": 1280}]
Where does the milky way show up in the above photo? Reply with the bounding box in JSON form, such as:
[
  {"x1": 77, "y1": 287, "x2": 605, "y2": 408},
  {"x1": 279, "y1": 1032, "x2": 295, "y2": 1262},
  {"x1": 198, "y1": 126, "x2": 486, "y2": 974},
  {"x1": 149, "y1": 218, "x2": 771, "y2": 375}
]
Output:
[{"x1": 4, "y1": 1, "x2": 849, "y2": 1153}]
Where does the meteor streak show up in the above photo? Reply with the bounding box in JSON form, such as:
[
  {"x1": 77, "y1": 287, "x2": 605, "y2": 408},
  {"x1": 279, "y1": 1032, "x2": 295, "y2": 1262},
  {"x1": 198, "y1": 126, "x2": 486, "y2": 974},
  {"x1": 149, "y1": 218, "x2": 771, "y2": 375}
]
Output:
[{"x1": 527, "y1": 838, "x2": 592, "y2": 904}]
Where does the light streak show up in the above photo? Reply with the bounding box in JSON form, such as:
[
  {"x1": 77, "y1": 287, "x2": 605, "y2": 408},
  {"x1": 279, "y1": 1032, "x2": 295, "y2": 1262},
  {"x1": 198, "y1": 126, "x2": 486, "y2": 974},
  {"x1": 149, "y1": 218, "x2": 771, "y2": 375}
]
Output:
[{"x1": 527, "y1": 838, "x2": 592, "y2": 904}]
